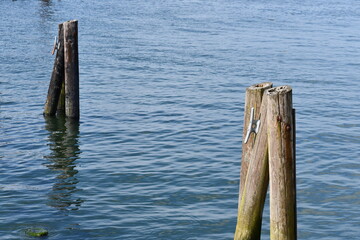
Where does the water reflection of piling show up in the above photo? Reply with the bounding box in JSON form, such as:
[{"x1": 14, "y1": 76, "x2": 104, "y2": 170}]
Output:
[{"x1": 44, "y1": 116, "x2": 83, "y2": 211}]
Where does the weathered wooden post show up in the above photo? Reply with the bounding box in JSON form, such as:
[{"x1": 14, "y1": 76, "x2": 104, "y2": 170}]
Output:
[
  {"x1": 64, "y1": 20, "x2": 80, "y2": 119},
  {"x1": 234, "y1": 92, "x2": 270, "y2": 240},
  {"x1": 267, "y1": 86, "x2": 296, "y2": 240},
  {"x1": 235, "y1": 82, "x2": 272, "y2": 239},
  {"x1": 44, "y1": 23, "x2": 64, "y2": 116},
  {"x1": 239, "y1": 82, "x2": 272, "y2": 199}
]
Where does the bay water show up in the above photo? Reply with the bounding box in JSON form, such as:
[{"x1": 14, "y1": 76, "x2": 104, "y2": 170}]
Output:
[{"x1": 1, "y1": 0, "x2": 360, "y2": 239}]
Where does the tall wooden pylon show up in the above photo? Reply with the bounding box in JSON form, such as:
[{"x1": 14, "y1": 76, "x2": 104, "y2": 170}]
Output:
[
  {"x1": 235, "y1": 82, "x2": 272, "y2": 240},
  {"x1": 267, "y1": 86, "x2": 296, "y2": 240},
  {"x1": 64, "y1": 20, "x2": 80, "y2": 119}
]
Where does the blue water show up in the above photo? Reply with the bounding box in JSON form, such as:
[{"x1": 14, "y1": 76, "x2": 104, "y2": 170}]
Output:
[{"x1": 1, "y1": 0, "x2": 360, "y2": 239}]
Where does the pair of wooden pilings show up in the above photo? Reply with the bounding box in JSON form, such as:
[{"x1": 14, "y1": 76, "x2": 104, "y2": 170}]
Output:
[
  {"x1": 44, "y1": 20, "x2": 79, "y2": 119},
  {"x1": 234, "y1": 82, "x2": 296, "y2": 240}
]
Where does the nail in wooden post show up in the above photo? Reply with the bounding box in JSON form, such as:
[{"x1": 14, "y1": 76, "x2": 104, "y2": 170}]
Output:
[
  {"x1": 44, "y1": 23, "x2": 65, "y2": 116},
  {"x1": 234, "y1": 92, "x2": 270, "y2": 240},
  {"x1": 64, "y1": 20, "x2": 79, "y2": 119},
  {"x1": 239, "y1": 82, "x2": 272, "y2": 202},
  {"x1": 267, "y1": 86, "x2": 296, "y2": 240}
]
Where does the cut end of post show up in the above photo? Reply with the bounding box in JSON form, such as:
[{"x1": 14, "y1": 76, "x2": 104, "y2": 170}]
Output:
[
  {"x1": 248, "y1": 82, "x2": 273, "y2": 91},
  {"x1": 266, "y1": 85, "x2": 292, "y2": 96},
  {"x1": 64, "y1": 19, "x2": 78, "y2": 24}
]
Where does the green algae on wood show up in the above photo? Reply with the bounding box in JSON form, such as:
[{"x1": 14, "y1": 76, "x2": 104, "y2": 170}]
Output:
[
  {"x1": 25, "y1": 227, "x2": 48, "y2": 237},
  {"x1": 57, "y1": 81, "x2": 65, "y2": 115}
]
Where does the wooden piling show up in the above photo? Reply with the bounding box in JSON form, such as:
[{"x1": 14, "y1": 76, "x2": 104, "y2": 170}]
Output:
[
  {"x1": 234, "y1": 92, "x2": 270, "y2": 240},
  {"x1": 267, "y1": 86, "x2": 296, "y2": 240},
  {"x1": 44, "y1": 23, "x2": 64, "y2": 116},
  {"x1": 239, "y1": 82, "x2": 272, "y2": 201},
  {"x1": 64, "y1": 20, "x2": 79, "y2": 119}
]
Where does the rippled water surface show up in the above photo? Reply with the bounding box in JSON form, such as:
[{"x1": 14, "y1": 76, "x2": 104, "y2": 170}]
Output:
[{"x1": 1, "y1": 0, "x2": 360, "y2": 239}]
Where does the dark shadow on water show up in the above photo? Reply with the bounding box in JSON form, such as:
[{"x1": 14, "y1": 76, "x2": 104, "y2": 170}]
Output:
[{"x1": 44, "y1": 116, "x2": 83, "y2": 212}]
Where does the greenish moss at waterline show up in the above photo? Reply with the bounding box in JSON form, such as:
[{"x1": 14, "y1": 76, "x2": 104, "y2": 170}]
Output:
[{"x1": 25, "y1": 228, "x2": 48, "y2": 237}]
